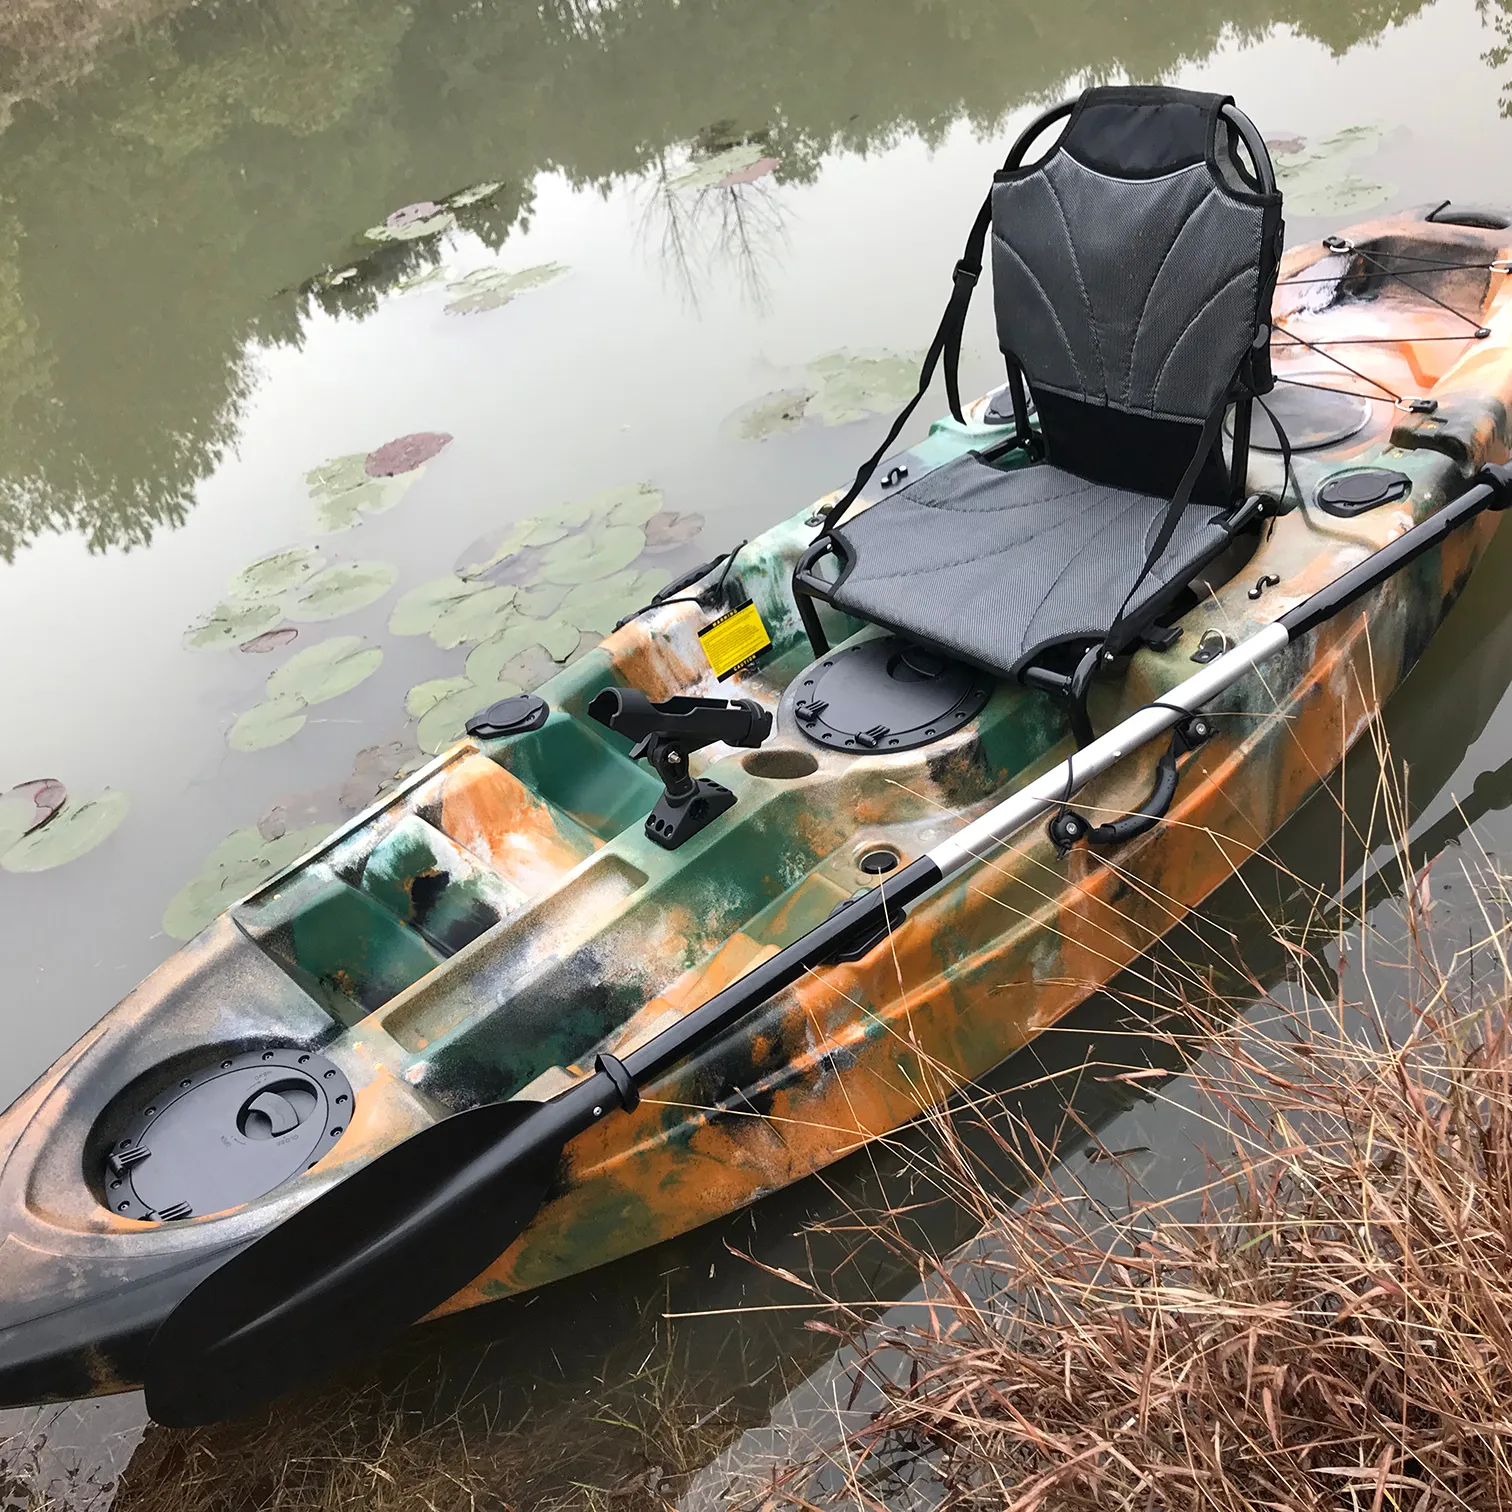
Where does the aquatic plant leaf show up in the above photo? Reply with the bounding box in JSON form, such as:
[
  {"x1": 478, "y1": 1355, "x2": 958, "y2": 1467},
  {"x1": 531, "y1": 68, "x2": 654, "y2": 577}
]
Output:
[
  {"x1": 807, "y1": 351, "x2": 920, "y2": 425},
  {"x1": 448, "y1": 181, "x2": 503, "y2": 209},
  {"x1": 559, "y1": 567, "x2": 671, "y2": 635},
  {"x1": 366, "y1": 207, "x2": 456, "y2": 243},
  {"x1": 596, "y1": 483, "x2": 666, "y2": 527},
  {"x1": 163, "y1": 822, "x2": 335, "y2": 940},
  {"x1": 669, "y1": 141, "x2": 770, "y2": 191},
  {"x1": 407, "y1": 675, "x2": 473, "y2": 719},
  {"x1": 305, "y1": 454, "x2": 369, "y2": 496},
  {"x1": 456, "y1": 517, "x2": 571, "y2": 579},
  {"x1": 184, "y1": 599, "x2": 284, "y2": 651},
  {"x1": 0, "y1": 787, "x2": 53, "y2": 857},
  {"x1": 729, "y1": 387, "x2": 812, "y2": 440},
  {"x1": 539, "y1": 524, "x2": 646, "y2": 586},
  {"x1": 1270, "y1": 126, "x2": 1392, "y2": 217},
  {"x1": 1, "y1": 790, "x2": 129, "y2": 873},
  {"x1": 465, "y1": 616, "x2": 579, "y2": 685},
  {"x1": 287, "y1": 561, "x2": 397, "y2": 622},
  {"x1": 389, "y1": 575, "x2": 488, "y2": 637},
  {"x1": 443, "y1": 262, "x2": 566, "y2": 316},
  {"x1": 514, "y1": 582, "x2": 570, "y2": 620},
  {"x1": 430, "y1": 583, "x2": 520, "y2": 648},
  {"x1": 265, "y1": 636, "x2": 383, "y2": 706},
  {"x1": 313, "y1": 474, "x2": 417, "y2": 533},
  {"x1": 719, "y1": 156, "x2": 779, "y2": 187},
  {"x1": 241, "y1": 627, "x2": 300, "y2": 654},
  {"x1": 643, "y1": 510, "x2": 705, "y2": 553},
  {"x1": 341, "y1": 737, "x2": 425, "y2": 814},
  {"x1": 416, "y1": 680, "x2": 522, "y2": 755},
  {"x1": 228, "y1": 696, "x2": 307, "y2": 752},
  {"x1": 366, "y1": 432, "x2": 452, "y2": 477},
  {"x1": 229, "y1": 545, "x2": 325, "y2": 601}
]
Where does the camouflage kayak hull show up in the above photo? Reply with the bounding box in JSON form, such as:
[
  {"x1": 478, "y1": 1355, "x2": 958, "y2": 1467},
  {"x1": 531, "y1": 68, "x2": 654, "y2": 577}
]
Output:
[{"x1": 3, "y1": 208, "x2": 1512, "y2": 1406}]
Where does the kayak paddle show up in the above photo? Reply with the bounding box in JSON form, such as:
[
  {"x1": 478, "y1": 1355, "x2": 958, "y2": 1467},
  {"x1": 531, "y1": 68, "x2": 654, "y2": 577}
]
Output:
[{"x1": 143, "y1": 462, "x2": 1512, "y2": 1426}]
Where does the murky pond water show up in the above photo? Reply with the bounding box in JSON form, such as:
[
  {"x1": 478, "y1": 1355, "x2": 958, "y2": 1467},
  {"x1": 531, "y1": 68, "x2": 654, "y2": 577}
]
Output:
[{"x1": 4, "y1": 0, "x2": 1512, "y2": 1503}]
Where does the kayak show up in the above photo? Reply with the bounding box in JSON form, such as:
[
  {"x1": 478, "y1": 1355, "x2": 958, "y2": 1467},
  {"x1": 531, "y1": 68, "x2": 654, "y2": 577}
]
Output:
[{"x1": 3, "y1": 203, "x2": 1512, "y2": 1408}]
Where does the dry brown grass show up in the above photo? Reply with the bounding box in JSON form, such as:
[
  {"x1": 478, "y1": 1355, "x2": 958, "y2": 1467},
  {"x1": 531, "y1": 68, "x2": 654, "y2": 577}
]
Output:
[{"x1": 739, "y1": 758, "x2": 1512, "y2": 1509}]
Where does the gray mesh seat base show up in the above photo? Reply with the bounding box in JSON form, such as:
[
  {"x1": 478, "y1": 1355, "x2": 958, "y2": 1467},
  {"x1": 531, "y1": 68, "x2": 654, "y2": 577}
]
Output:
[{"x1": 826, "y1": 453, "x2": 1234, "y2": 678}]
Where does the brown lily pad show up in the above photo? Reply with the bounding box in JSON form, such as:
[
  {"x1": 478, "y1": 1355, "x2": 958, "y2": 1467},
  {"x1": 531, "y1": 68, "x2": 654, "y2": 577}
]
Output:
[
  {"x1": 642, "y1": 511, "x2": 705, "y2": 553},
  {"x1": 365, "y1": 432, "x2": 453, "y2": 478},
  {"x1": 241, "y1": 627, "x2": 299, "y2": 654}
]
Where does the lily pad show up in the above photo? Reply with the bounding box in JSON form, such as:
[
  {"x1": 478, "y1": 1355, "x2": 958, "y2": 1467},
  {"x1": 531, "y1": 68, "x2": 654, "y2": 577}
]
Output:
[
  {"x1": 366, "y1": 432, "x2": 452, "y2": 477},
  {"x1": 313, "y1": 474, "x2": 416, "y2": 533},
  {"x1": 241, "y1": 627, "x2": 300, "y2": 654},
  {"x1": 448, "y1": 181, "x2": 503, "y2": 209},
  {"x1": 643, "y1": 510, "x2": 705, "y2": 553},
  {"x1": 185, "y1": 599, "x2": 284, "y2": 652},
  {"x1": 0, "y1": 779, "x2": 66, "y2": 858},
  {"x1": 730, "y1": 387, "x2": 812, "y2": 440},
  {"x1": 407, "y1": 675, "x2": 474, "y2": 719},
  {"x1": 229, "y1": 546, "x2": 324, "y2": 601},
  {"x1": 457, "y1": 517, "x2": 571, "y2": 579},
  {"x1": 598, "y1": 483, "x2": 667, "y2": 527},
  {"x1": 342, "y1": 737, "x2": 425, "y2": 814},
  {"x1": 287, "y1": 561, "x2": 397, "y2": 621},
  {"x1": 539, "y1": 524, "x2": 646, "y2": 586},
  {"x1": 465, "y1": 616, "x2": 580, "y2": 684},
  {"x1": 228, "y1": 697, "x2": 307, "y2": 752},
  {"x1": 1270, "y1": 126, "x2": 1393, "y2": 218},
  {"x1": 306, "y1": 454, "x2": 368, "y2": 495},
  {"x1": 162, "y1": 821, "x2": 336, "y2": 940},
  {"x1": 669, "y1": 141, "x2": 771, "y2": 191},
  {"x1": 514, "y1": 582, "x2": 570, "y2": 620},
  {"x1": 366, "y1": 205, "x2": 456, "y2": 243},
  {"x1": 417, "y1": 680, "x2": 522, "y2": 756},
  {"x1": 266, "y1": 636, "x2": 383, "y2": 706},
  {"x1": 431, "y1": 583, "x2": 519, "y2": 648},
  {"x1": 443, "y1": 262, "x2": 566, "y2": 316},
  {"x1": 1, "y1": 789, "x2": 129, "y2": 873},
  {"x1": 807, "y1": 351, "x2": 921, "y2": 425},
  {"x1": 390, "y1": 575, "x2": 489, "y2": 637},
  {"x1": 559, "y1": 567, "x2": 671, "y2": 635}
]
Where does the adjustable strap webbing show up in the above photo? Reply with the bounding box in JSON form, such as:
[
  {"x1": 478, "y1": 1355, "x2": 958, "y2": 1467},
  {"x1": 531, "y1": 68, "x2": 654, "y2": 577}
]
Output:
[
  {"x1": 821, "y1": 189, "x2": 1000, "y2": 536},
  {"x1": 1099, "y1": 390, "x2": 1231, "y2": 659}
]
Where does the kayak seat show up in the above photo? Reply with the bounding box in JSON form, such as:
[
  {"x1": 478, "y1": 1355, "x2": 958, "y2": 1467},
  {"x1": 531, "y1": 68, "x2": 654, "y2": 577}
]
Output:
[
  {"x1": 793, "y1": 85, "x2": 1284, "y2": 744},
  {"x1": 817, "y1": 452, "x2": 1236, "y2": 679}
]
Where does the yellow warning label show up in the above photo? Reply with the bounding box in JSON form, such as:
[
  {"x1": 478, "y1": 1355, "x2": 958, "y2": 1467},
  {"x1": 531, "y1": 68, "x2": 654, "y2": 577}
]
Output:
[{"x1": 698, "y1": 601, "x2": 772, "y2": 681}]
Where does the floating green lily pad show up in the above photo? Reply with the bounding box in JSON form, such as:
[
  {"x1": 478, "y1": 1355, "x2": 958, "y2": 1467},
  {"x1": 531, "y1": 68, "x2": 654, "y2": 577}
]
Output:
[
  {"x1": 1, "y1": 790, "x2": 129, "y2": 873},
  {"x1": 407, "y1": 675, "x2": 474, "y2": 719},
  {"x1": 444, "y1": 262, "x2": 566, "y2": 316},
  {"x1": 449, "y1": 180, "x2": 503, "y2": 209},
  {"x1": 807, "y1": 351, "x2": 920, "y2": 425},
  {"x1": 287, "y1": 561, "x2": 397, "y2": 621},
  {"x1": 390, "y1": 575, "x2": 488, "y2": 637},
  {"x1": 366, "y1": 207, "x2": 457, "y2": 243},
  {"x1": 539, "y1": 524, "x2": 646, "y2": 586},
  {"x1": 229, "y1": 546, "x2": 325, "y2": 601},
  {"x1": 431, "y1": 583, "x2": 519, "y2": 648},
  {"x1": 162, "y1": 821, "x2": 336, "y2": 941},
  {"x1": 1270, "y1": 127, "x2": 1393, "y2": 218},
  {"x1": 599, "y1": 483, "x2": 667, "y2": 527},
  {"x1": 184, "y1": 599, "x2": 285, "y2": 652},
  {"x1": 731, "y1": 387, "x2": 811, "y2": 440},
  {"x1": 465, "y1": 616, "x2": 580, "y2": 684},
  {"x1": 559, "y1": 568, "x2": 671, "y2": 635},
  {"x1": 266, "y1": 636, "x2": 384, "y2": 706},
  {"x1": 457, "y1": 517, "x2": 572, "y2": 579},
  {"x1": 513, "y1": 582, "x2": 570, "y2": 620},
  {"x1": 313, "y1": 474, "x2": 416, "y2": 534},
  {"x1": 228, "y1": 696, "x2": 308, "y2": 752},
  {"x1": 306, "y1": 454, "x2": 368, "y2": 496},
  {"x1": 669, "y1": 141, "x2": 770, "y2": 191}
]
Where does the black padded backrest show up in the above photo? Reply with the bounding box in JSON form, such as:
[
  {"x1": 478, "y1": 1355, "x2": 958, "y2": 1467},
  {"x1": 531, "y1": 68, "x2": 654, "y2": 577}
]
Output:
[{"x1": 992, "y1": 87, "x2": 1282, "y2": 503}]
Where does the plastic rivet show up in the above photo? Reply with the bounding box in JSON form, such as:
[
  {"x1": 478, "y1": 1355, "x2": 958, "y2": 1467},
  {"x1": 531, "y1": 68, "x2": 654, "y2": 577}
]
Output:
[
  {"x1": 221, "y1": 1060, "x2": 232, "y2": 1069},
  {"x1": 593, "y1": 1106, "x2": 604, "y2": 1116},
  {"x1": 263, "y1": 1051, "x2": 275, "y2": 1061},
  {"x1": 144, "y1": 1106, "x2": 156, "y2": 1117},
  {"x1": 330, "y1": 1126, "x2": 343, "y2": 1137}
]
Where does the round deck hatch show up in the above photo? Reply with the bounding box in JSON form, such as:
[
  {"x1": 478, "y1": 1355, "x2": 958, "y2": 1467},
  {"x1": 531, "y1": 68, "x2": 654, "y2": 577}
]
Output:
[
  {"x1": 792, "y1": 637, "x2": 992, "y2": 752},
  {"x1": 1226, "y1": 384, "x2": 1374, "y2": 452},
  {"x1": 102, "y1": 1048, "x2": 352, "y2": 1222}
]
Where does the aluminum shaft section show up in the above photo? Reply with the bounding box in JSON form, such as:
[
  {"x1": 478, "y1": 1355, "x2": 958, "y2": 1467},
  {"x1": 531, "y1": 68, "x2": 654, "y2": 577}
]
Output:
[{"x1": 929, "y1": 621, "x2": 1291, "y2": 877}]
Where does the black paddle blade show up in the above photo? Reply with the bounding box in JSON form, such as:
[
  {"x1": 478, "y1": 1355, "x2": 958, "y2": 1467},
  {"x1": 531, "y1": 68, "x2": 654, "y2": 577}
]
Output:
[{"x1": 142, "y1": 1097, "x2": 558, "y2": 1427}]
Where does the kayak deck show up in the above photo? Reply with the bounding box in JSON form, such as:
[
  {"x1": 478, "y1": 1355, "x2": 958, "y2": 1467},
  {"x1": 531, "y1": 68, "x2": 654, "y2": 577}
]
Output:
[{"x1": 2, "y1": 208, "x2": 1512, "y2": 1401}]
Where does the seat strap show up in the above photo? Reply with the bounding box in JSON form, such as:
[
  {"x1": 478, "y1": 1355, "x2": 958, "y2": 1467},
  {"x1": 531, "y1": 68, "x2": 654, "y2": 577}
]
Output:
[
  {"x1": 821, "y1": 189, "x2": 996, "y2": 535},
  {"x1": 1099, "y1": 388, "x2": 1232, "y2": 660}
]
